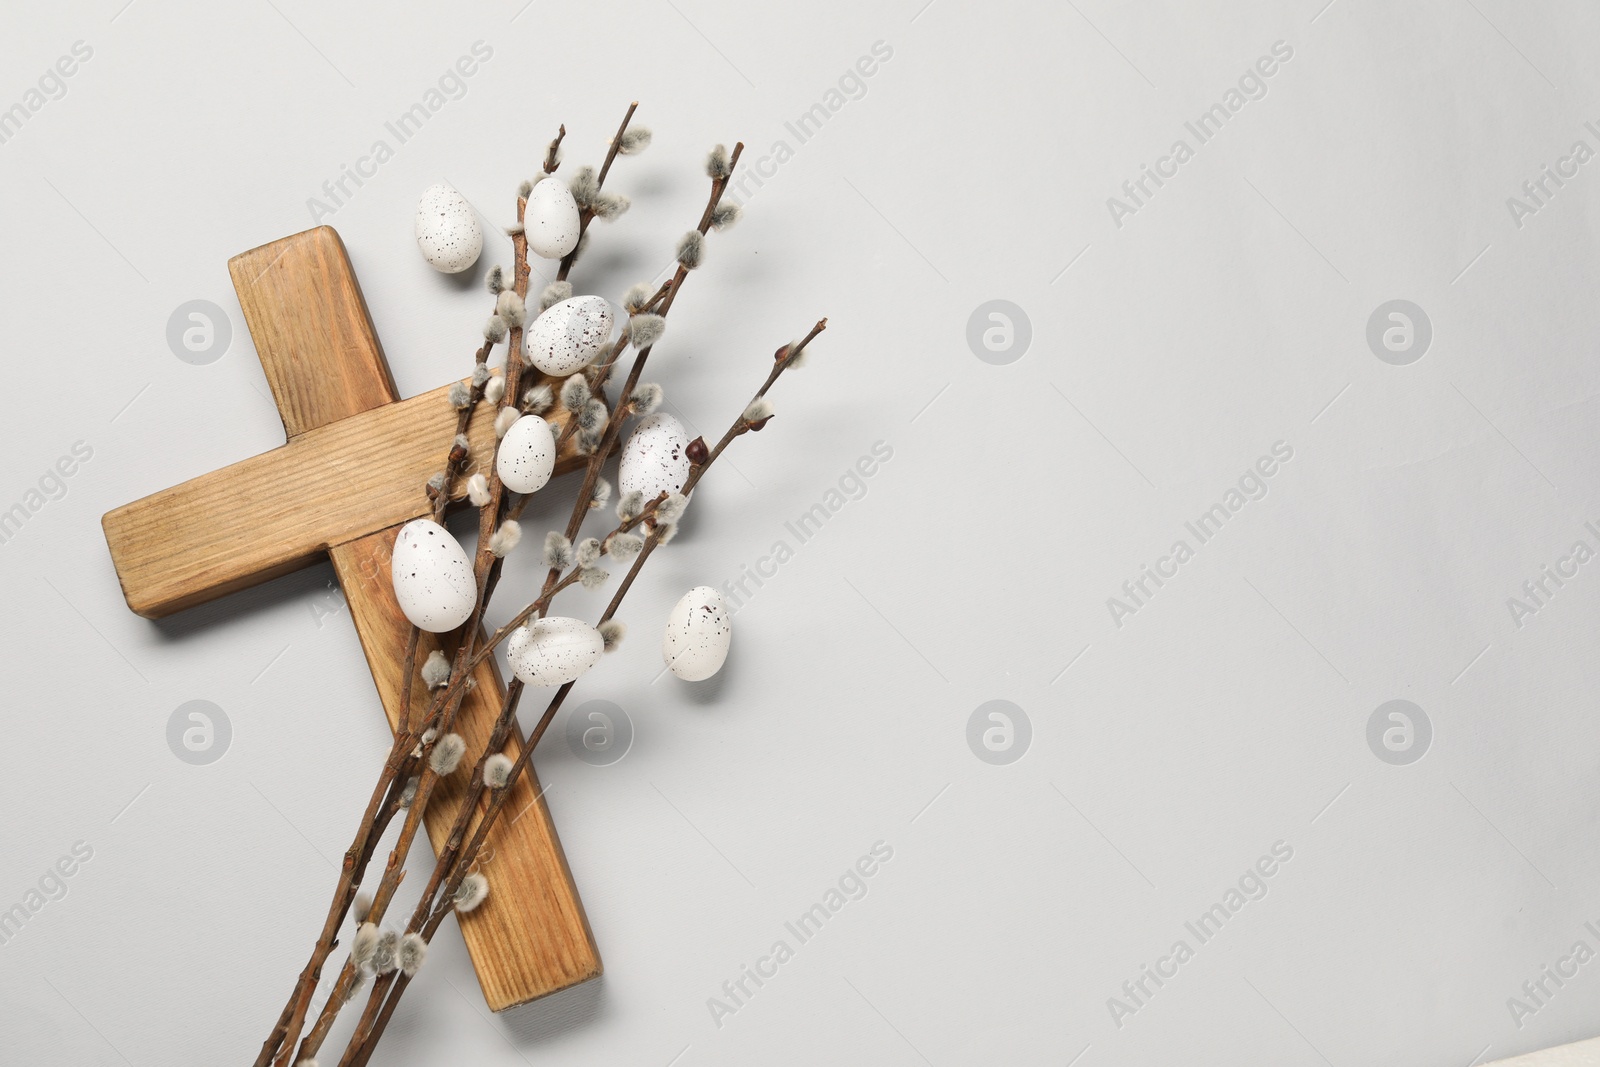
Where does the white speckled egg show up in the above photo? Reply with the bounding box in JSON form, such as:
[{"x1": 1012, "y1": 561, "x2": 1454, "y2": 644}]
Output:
[
  {"x1": 391, "y1": 519, "x2": 476, "y2": 632},
  {"x1": 496, "y1": 414, "x2": 556, "y2": 494},
  {"x1": 414, "y1": 184, "x2": 482, "y2": 274},
  {"x1": 619, "y1": 413, "x2": 691, "y2": 499},
  {"x1": 524, "y1": 296, "x2": 613, "y2": 376},
  {"x1": 506, "y1": 617, "x2": 604, "y2": 687},
  {"x1": 525, "y1": 178, "x2": 581, "y2": 259},
  {"x1": 662, "y1": 586, "x2": 731, "y2": 681}
]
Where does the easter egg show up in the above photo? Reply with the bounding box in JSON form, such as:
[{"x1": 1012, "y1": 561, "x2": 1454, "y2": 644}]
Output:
[
  {"x1": 391, "y1": 519, "x2": 476, "y2": 632},
  {"x1": 662, "y1": 586, "x2": 731, "y2": 681},
  {"x1": 496, "y1": 414, "x2": 556, "y2": 494},
  {"x1": 525, "y1": 177, "x2": 581, "y2": 259},
  {"x1": 506, "y1": 617, "x2": 604, "y2": 687},
  {"x1": 524, "y1": 295, "x2": 613, "y2": 376},
  {"x1": 619, "y1": 413, "x2": 690, "y2": 499},
  {"x1": 414, "y1": 184, "x2": 482, "y2": 273}
]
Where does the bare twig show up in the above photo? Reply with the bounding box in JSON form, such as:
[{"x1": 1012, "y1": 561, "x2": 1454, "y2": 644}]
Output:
[{"x1": 340, "y1": 320, "x2": 825, "y2": 1065}]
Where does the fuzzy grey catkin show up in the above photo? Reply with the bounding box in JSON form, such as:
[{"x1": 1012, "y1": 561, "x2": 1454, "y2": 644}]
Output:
[
  {"x1": 676, "y1": 230, "x2": 705, "y2": 270},
  {"x1": 575, "y1": 538, "x2": 602, "y2": 569},
  {"x1": 522, "y1": 383, "x2": 553, "y2": 414},
  {"x1": 657, "y1": 493, "x2": 689, "y2": 524},
  {"x1": 786, "y1": 336, "x2": 813, "y2": 369},
  {"x1": 569, "y1": 166, "x2": 598, "y2": 208},
  {"x1": 617, "y1": 127, "x2": 652, "y2": 154},
  {"x1": 592, "y1": 191, "x2": 630, "y2": 220},
  {"x1": 621, "y1": 282, "x2": 653, "y2": 313},
  {"x1": 706, "y1": 144, "x2": 731, "y2": 179},
  {"x1": 398, "y1": 933, "x2": 427, "y2": 976},
  {"x1": 484, "y1": 753, "x2": 514, "y2": 789},
  {"x1": 543, "y1": 531, "x2": 574, "y2": 570},
  {"x1": 371, "y1": 930, "x2": 400, "y2": 975},
  {"x1": 579, "y1": 397, "x2": 607, "y2": 434},
  {"x1": 352, "y1": 922, "x2": 379, "y2": 969},
  {"x1": 420, "y1": 651, "x2": 451, "y2": 689},
  {"x1": 429, "y1": 733, "x2": 467, "y2": 775},
  {"x1": 630, "y1": 382, "x2": 663, "y2": 415},
  {"x1": 496, "y1": 289, "x2": 526, "y2": 327},
  {"x1": 489, "y1": 520, "x2": 522, "y2": 557},
  {"x1": 628, "y1": 314, "x2": 666, "y2": 349},
  {"x1": 454, "y1": 872, "x2": 489, "y2": 913},
  {"x1": 561, "y1": 374, "x2": 591, "y2": 412},
  {"x1": 539, "y1": 280, "x2": 572, "y2": 312},
  {"x1": 606, "y1": 532, "x2": 644, "y2": 561}
]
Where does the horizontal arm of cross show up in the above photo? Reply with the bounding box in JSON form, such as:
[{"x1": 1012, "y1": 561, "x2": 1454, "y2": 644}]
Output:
[{"x1": 102, "y1": 378, "x2": 513, "y2": 618}]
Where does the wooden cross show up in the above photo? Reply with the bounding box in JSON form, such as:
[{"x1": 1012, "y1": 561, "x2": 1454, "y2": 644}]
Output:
[{"x1": 101, "y1": 226, "x2": 600, "y2": 1011}]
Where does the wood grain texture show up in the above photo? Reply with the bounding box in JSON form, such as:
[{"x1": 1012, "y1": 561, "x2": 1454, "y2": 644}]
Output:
[
  {"x1": 101, "y1": 225, "x2": 601, "y2": 1011},
  {"x1": 228, "y1": 227, "x2": 399, "y2": 435},
  {"x1": 99, "y1": 378, "x2": 589, "y2": 619},
  {"x1": 103, "y1": 227, "x2": 589, "y2": 620},
  {"x1": 329, "y1": 532, "x2": 600, "y2": 1011},
  {"x1": 102, "y1": 380, "x2": 483, "y2": 617}
]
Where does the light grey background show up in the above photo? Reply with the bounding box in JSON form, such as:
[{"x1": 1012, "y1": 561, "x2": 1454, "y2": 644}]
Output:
[{"x1": 1, "y1": 1, "x2": 1597, "y2": 1064}]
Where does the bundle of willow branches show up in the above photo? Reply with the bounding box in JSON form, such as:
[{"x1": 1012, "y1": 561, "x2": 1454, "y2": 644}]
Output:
[{"x1": 252, "y1": 103, "x2": 824, "y2": 1067}]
